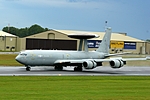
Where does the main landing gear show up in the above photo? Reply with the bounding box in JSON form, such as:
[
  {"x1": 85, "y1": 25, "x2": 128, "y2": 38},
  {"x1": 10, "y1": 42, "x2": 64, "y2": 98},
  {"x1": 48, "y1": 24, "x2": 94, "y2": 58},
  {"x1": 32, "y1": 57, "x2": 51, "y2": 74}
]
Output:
[
  {"x1": 54, "y1": 66, "x2": 83, "y2": 71},
  {"x1": 54, "y1": 66, "x2": 63, "y2": 71},
  {"x1": 26, "y1": 66, "x2": 31, "y2": 71},
  {"x1": 74, "y1": 66, "x2": 83, "y2": 71}
]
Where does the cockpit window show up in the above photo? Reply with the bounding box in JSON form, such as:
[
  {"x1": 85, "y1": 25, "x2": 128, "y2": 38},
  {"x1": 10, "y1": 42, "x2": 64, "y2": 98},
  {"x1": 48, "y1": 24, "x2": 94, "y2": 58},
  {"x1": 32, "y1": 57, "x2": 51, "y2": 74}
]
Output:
[{"x1": 20, "y1": 53, "x2": 27, "y2": 56}]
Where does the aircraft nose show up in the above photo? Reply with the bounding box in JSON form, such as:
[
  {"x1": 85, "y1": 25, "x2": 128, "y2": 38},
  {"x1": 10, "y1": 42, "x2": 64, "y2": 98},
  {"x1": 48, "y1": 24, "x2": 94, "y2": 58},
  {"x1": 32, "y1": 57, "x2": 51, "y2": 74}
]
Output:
[
  {"x1": 15, "y1": 55, "x2": 21, "y2": 62},
  {"x1": 15, "y1": 55, "x2": 24, "y2": 64},
  {"x1": 15, "y1": 55, "x2": 27, "y2": 65}
]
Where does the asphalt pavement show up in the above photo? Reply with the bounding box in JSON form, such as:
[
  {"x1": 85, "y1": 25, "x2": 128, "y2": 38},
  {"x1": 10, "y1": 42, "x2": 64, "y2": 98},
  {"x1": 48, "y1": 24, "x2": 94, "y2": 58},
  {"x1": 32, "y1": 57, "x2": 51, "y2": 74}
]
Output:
[{"x1": 0, "y1": 66, "x2": 150, "y2": 76}]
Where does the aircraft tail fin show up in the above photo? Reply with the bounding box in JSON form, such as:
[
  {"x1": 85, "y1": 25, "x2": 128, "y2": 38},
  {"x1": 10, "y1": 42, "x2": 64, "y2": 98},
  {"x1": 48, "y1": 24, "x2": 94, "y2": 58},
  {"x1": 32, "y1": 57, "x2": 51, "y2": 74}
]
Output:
[{"x1": 96, "y1": 27, "x2": 112, "y2": 54}]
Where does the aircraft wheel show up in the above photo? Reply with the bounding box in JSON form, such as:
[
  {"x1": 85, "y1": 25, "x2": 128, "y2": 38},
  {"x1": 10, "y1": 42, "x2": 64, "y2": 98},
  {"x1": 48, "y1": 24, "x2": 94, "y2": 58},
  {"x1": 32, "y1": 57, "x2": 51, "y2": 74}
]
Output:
[
  {"x1": 74, "y1": 67, "x2": 77, "y2": 71},
  {"x1": 74, "y1": 67, "x2": 82, "y2": 71},
  {"x1": 55, "y1": 66, "x2": 63, "y2": 71},
  {"x1": 26, "y1": 67, "x2": 31, "y2": 71}
]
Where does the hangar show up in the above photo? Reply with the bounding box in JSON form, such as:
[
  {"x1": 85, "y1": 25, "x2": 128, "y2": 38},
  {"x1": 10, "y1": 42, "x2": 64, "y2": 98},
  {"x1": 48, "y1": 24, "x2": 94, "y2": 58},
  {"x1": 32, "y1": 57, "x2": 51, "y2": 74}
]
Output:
[
  {"x1": 16, "y1": 29, "x2": 150, "y2": 54},
  {"x1": 0, "y1": 31, "x2": 17, "y2": 51},
  {"x1": 0, "y1": 29, "x2": 149, "y2": 54}
]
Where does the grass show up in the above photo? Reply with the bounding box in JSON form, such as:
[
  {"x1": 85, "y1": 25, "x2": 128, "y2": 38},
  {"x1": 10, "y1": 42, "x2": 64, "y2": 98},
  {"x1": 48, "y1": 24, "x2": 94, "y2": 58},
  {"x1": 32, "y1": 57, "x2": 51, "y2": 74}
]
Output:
[
  {"x1": 0, "y1": 76, "x2": 150, "y2": 100},
  {"x1": 0, "y1": 54, "x2": 22, "y2": 66}
]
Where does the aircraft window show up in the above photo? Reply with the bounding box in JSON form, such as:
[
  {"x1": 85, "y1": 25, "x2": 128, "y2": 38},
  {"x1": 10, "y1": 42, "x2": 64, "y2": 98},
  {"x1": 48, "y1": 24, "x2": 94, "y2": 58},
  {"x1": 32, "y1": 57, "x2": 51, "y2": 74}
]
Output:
[{"x1": 20, "y1": 53, "x2": 27, "y2": 56}]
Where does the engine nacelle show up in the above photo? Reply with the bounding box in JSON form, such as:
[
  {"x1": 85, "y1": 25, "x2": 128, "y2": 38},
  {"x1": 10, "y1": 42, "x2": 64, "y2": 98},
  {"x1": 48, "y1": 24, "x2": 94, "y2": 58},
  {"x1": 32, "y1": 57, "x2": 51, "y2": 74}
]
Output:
[
  {"x1": 109, "y1": 59, "x2": 124, "y2": 68},
  {"x1": 82, "y1": 60, "x2": 97, "y2": 69}
]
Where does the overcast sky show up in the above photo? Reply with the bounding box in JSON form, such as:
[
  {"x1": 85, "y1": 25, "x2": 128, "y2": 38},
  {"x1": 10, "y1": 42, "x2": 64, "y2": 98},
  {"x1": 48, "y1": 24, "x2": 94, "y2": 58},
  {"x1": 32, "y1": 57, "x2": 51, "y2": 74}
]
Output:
[{"x1": 0, "y1": 0, "x2": 150, "y2": 40}]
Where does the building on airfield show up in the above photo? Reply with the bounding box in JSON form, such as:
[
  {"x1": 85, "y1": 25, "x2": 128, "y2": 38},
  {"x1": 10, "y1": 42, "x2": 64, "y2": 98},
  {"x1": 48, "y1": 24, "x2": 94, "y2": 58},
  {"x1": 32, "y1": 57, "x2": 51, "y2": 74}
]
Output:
[
  {"x1": 0, "y1": 30, "x2": 150, "y2": 54},
  {"x1": 0, "y1": 31, "x2": 17, "y2": 51}
]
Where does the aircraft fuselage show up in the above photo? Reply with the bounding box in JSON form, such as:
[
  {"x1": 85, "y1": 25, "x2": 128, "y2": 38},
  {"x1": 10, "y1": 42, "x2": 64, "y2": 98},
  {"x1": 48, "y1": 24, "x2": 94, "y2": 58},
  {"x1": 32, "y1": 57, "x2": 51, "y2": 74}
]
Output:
[{"x1": 16, "y1": 50, "x2": 106, "y2": 66}]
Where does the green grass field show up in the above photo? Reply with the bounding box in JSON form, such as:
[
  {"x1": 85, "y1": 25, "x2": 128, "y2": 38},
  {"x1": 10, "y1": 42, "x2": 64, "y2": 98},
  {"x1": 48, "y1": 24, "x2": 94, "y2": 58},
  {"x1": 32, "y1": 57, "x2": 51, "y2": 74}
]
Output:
[
  {"x1": 0, "y1": 54, "x2": 22, "y2": 66},
  {"x1": 0, "y1": 76, "x2": 150, "y2": 100}
]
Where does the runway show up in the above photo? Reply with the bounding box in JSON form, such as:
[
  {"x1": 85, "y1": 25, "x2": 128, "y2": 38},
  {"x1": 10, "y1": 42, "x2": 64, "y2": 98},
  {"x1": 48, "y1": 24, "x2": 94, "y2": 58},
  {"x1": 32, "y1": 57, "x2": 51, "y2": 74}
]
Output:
[{"x1": 0, "y1": 66, "x2": 150, "y2": 76}]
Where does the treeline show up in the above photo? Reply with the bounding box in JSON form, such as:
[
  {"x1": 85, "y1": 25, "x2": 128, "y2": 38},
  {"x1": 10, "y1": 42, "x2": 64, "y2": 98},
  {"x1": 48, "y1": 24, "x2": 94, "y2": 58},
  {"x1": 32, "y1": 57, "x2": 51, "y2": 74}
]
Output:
[
  {"x1": 2, "y1": 24, "x2": 49, "y2": 38},
  {"x1": 146, "y1": 39, "x2": 150, "y2": 42}
]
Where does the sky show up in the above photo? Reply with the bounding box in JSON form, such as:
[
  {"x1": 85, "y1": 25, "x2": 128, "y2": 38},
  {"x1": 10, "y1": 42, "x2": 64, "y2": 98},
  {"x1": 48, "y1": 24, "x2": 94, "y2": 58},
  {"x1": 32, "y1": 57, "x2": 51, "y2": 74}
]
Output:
[{"x1": 0, "y1": 0, "x2": 150, "y2": 40}]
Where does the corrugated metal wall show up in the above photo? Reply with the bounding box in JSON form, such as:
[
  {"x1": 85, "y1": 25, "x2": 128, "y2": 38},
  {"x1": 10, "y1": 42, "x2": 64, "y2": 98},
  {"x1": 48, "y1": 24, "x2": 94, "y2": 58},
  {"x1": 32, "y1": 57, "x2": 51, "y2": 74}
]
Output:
[{"x1": 26, "y1": 38, "x2": 77, "y2": 50}]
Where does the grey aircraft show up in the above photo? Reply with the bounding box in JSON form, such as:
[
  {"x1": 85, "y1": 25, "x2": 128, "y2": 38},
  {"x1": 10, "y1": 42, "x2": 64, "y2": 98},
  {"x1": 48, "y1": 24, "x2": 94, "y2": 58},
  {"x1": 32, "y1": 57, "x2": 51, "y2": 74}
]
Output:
[{"x1": 15, "y1": 27, "x2": 150, "y2": 71}]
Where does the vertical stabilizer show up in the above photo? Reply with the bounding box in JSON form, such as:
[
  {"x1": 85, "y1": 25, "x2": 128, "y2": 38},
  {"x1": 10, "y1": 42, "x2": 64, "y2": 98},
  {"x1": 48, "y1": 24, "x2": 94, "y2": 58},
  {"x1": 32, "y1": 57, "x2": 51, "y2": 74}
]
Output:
[{"x1": 96, "y1": 27, "x2": 112, "y2": 54}]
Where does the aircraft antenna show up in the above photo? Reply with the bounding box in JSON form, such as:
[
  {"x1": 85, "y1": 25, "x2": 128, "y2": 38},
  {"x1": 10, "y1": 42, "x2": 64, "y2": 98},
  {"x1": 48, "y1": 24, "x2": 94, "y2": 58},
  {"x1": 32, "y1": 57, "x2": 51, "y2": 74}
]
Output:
[
  {"x1": 105, "y1": 21, "x2": 107, "y2": 30},
  {"x1": 8, "y1": 23, "x2": 10, "y2": 33}
]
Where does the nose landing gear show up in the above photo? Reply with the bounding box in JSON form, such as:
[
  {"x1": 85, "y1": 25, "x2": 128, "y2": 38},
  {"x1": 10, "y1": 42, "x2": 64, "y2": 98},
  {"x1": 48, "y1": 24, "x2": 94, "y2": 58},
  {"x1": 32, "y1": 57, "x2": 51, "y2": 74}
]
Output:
[{"x1": 26, "y1": 66, "x2": 31, "y2": 71}]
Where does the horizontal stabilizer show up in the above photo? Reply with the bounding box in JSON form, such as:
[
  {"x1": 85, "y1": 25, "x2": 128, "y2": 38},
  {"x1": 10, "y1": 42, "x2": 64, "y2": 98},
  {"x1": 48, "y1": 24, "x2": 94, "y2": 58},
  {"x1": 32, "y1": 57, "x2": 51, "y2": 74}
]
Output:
[{"x1": 105, "y1": 52, "x2": 131, "y2": 57}]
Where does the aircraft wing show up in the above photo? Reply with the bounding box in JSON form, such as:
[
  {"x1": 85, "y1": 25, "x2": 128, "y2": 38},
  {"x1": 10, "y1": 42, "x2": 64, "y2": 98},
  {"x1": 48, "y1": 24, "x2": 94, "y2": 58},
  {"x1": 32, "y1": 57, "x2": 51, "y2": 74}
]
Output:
[
  {"x1": 54, "y1": 56, "x2": 150, "y2": 68},
  {"x1": 54, "y1": 59, "x2": 113, "y2": 64},
  {"x1": 55, "y1": 56, "x2": 150, "y2": 63},
  {"x1": 100, "y1": 57, "x2": 149, "y2": 61}
]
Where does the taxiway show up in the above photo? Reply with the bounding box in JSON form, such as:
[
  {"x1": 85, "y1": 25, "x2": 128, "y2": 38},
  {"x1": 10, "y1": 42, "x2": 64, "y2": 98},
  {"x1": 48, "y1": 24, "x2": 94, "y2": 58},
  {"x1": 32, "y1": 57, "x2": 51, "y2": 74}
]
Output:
[{"x1": 0, "y1": 66, "x2": 150, "y2": 76}]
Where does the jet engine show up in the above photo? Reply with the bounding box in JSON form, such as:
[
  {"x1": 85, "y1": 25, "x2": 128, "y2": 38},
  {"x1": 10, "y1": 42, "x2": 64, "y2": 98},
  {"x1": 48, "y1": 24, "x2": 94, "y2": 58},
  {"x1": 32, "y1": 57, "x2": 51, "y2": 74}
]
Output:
[
  {"x1": 109, "y1": 59, "x2": 124, "y2": 68},
  {"x1": 82, "y1": 60, "x2": 97, "y2": 69}
]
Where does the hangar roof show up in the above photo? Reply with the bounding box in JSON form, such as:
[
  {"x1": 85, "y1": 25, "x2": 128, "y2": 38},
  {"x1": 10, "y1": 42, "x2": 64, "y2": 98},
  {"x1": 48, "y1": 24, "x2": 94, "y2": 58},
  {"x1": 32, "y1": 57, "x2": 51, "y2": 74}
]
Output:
[
  {"x1": 0, "y1": 31, "x2": 17, "y2": 37},
  {"x1": 55, "y1": 30, "x2": 144, "y2": 42}
]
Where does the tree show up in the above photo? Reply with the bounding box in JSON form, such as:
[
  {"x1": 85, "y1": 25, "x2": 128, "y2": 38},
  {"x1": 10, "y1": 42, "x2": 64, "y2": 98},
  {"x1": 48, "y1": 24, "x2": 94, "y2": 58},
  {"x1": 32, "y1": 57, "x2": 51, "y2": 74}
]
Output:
[
  {"x1": 2, "y1": 24, "x2": 49, "y2": 38},
  {"x1": 146, "y1": 39, "x2": 150, "y2": 42},
  {"x1": 2, "y1": 26, "x2": 19, "y2": 36},
  {"x1": 28, "y1": 24, "x2": 45, "y2": 35},
  {"x1": 19, "y1": 28, "x2": 29, "y2": 37}
]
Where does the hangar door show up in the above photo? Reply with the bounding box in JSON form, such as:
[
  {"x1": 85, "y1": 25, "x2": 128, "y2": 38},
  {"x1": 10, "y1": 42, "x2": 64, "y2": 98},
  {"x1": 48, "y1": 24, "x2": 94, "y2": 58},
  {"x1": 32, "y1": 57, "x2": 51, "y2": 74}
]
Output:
[{"x1": 26, "y1": 38, "x2": 77, "y2": 50}]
